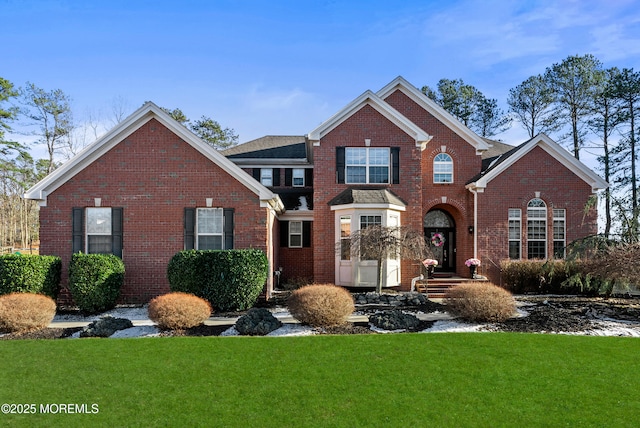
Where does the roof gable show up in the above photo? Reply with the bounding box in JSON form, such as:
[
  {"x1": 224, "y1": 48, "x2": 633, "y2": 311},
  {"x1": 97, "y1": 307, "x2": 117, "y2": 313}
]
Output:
[
  {"x1": 377, "y1": 76, "x2": 491, "y2": 154},
  {"x1": 467, "y1": 133, "x2": 608, "y2": 193},
  {"x1": 24, "y1": 102, "x2": 283, "y2": 211},
  {"x1": 307, "y1": 90, "x2": 432, "y2": 149}
]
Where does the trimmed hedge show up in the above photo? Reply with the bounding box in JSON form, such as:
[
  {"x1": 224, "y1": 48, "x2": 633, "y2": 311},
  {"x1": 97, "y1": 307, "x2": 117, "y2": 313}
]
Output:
[
  {"x1": 148, "y1": 292, "x2": 212, "y2": 330},
  {"x1": 167, "y1": 249, "x2": 268, "y2": 311},
  {"x1": 68, "y1": 253, "x2": 125, "y2": 313},
  {"x1": 445, "y1": 282, "x2": 516, "y2": 322},
  {"x1": 0, "y1": 254, "x2": 62, "y2": 299},
  {"x1": 287, "y1": 284, "x2": 355, "y2": 327}
]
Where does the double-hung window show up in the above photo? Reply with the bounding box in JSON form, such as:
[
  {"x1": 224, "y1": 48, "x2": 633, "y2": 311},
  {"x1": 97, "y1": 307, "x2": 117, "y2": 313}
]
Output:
[
  {"x1": 72, "y1": 207, "x2": 123, "y2": 257},
  {"x1": 288, "y1": 221, "x2": 303, "y2": 248},
  {"x1": 527, "y1": 199, "x2": 547, "y2": 259},
  {"x1": 508, "y1": 209, "x2": 521, "y2": 259},
  {"x1": 359, "y1": 215, "x2": 382, "y2": 260},
  {"x1": 553, "y1": 209, "x2": 566, "y2": 258},
  {"x1": 260, "y1": 169, "x2": 273, "y2": 186},
  {"x1": 346, "y1": 148, "x2": 389, "y2": 184},
  {"x1": 196, "y1": 208, "x2": 224, "y2": 250},
  {"x1": 292, "y1": 169, "x2": 305, "y2": 187}
]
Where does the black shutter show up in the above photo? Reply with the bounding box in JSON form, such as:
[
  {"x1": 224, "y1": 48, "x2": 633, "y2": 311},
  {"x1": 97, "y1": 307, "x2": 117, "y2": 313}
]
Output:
[
  {"x1": 252, "y1": 169, "x2": 260, "y2": 180},
  {"x1": 391, "y1": 147, "x2": 400, "y2": 184},
  {"x1": 305, "y1": 168, "x2": 313, "y2": 187},
  {"x1": 272, "y1": 168, "x2": 281, "y2": 187},
  {"x1": 336, "y1": 147, "x2": 345, "y2": 184},
  {"x1": 280, "y1": 221, "x2": 289, "y2": 247},
  {"x1": 223, "y1": 208, "x2": 234, "y2": 249},
  {"x1": 111, "y1": 208, "x2": 123, "y2": 258},
  {"x1": 184, "y1": 208, "x2": 195, "y2": 250},
  {"x1": 284, "y1": 168, "x2": 292, "y2": 186},
  {"x1": 303, "y1": 221, "x2": 312, "y2": 248},
  {"x1": 72, "y1": 207, "x2": 84, "y2": 253}
]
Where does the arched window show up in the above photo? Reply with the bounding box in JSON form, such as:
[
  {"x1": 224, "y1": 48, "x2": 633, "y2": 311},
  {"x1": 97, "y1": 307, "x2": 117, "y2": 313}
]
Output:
[
  {"x1": 527, "y1": 198, "x2": 547, "y2": 259},
  {"x1": 433, "y1": 153, "x2": 453, "y2": 183}
]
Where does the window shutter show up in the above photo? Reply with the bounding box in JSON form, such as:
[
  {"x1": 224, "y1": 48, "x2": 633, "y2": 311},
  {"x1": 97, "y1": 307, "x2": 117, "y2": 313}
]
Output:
[
  {"x1": 280, "y1": 221, "x2": 289, "y2": 247},
  {"x1": 111, "y1": 208, "x2": 123, "y2": 258},
  {"x1": 272, "y1": 168, "x2": 281, "y2": 187},
  {"x1": 303, "y1": 221, "x2": 312, "y2": 248},
  {"x1": 391, "y1": 147, "x2": 400, "y2": 184},
  {"x1": 284, "y1": 168, "x2": 292, "y2": 186},
  {"x1": 252, "y1": 169, "x2": 260, "y2": 180},
  {"x1": 184, "y1": 208, "x2": 195, "y2": 250},
  {"x1": 72, "y1": 208, "x2": 84, "y2": 253},
  {"x1": 336, "y1": 147, "x2": 345, "y2": 184},
  {"x1": 223, "y1": 208, "x2": 234, "y2": 249},
  {"x1": 305, "y1": 168, "x2": 313, "y2": 187}
]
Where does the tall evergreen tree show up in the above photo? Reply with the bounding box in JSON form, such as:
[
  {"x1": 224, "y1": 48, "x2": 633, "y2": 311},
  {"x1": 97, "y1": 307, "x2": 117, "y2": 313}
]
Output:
[
  {"x1": 507, "y1": 74, "x2": 560, "y2": 138},
  {"x1": 544, "y1": 54, "x2": 604, "y2": 159}
]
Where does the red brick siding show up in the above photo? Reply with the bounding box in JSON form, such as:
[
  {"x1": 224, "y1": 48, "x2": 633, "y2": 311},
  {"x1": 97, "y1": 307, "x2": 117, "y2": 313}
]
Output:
[
  {"x1": 40, "y1": 119, "x2": 270, "y2": 304},
  {"x1": 313, "y1": 104, "x2": 424, "y2": 288},
  {"x1": 476, "y1": 146, "x2": 598, "y2": 284}
]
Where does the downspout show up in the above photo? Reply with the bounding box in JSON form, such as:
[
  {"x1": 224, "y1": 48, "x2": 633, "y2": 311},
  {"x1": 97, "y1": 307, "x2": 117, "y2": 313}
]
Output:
[{"x1": 471, "y1": 188, "x2": 478, "y2": 259}]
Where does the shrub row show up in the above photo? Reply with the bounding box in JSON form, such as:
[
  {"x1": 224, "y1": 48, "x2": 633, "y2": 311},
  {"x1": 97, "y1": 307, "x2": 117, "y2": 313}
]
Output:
[
  {"x1": 0, "y1": 254, "x2": 61, "y2": 299},
  {"x1": 168, "y1": 249, "x2": 268, "y2": 311},
  {"x1": 500, "y1": 259, "x2": 616, "y2": 296}
]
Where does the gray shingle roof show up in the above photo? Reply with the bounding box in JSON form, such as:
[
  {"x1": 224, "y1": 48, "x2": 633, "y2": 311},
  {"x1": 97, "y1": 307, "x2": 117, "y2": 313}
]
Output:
[
  {"x1": 328, "y1": 188, "x2": 407, "y2": 207},
  {"x1": 222, "y1": 135, "x2": 307, "y2": 159}
]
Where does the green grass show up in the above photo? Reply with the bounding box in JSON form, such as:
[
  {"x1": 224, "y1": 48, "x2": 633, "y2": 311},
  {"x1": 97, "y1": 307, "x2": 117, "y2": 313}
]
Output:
[{"x1": 1, "y1": 333, "x2": 639, "y2": 427}]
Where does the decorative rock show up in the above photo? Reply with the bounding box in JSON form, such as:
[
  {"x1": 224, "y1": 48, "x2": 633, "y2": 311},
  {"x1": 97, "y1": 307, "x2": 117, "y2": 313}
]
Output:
[
  {"x1": 353, "y1": 292, "x2": 428, "y2": 306},
  {"x1": 235, "y1": 308, "x2": 283, "y2": 336},
  {"x1": 369, "y1": 310, "x2": 422, "y2": 331},
  {"x1": 80, "y1": 316, "x2": 134, "y2": 337}
]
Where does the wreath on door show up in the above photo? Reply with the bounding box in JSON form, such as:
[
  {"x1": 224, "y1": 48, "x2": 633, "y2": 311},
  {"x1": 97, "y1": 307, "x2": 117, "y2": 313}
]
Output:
[{"x1": 431, "y1": 232, "x2": 446, "y2": 247}]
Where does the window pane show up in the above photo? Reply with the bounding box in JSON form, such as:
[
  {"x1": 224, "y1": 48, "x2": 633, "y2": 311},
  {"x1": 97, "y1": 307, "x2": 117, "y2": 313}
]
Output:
[
  {"x1": 434, "y1": 153, "x2": 453, "y2": 183},
  {"x1": 368, "y1": 166, "x2": 389, "y2": 184},
  {"x1": 292, "y1": 169, "x2": 304, "y2": 186},
  {"x1": 509, "y1": 241, "x2": 520, "y2": 259},
  {"x1": 346, "y1": 148, "x2": 366, "y2": 165},
  {"x1": 340, "y1": 216, "x2": 351, "y2": 260},
  {"x1": 198, "y1": 236, "x2": 223, "y2": 250},
  {"x1": 553, "y1": 220, "x2": 565, "y2": 240},
  {"x1": 528, "y1": 241, "x2": 546, "y2": 259},
  {"x1": 260, "y1": 169, "x2": 272, "y2": 186},
  {"x1": 527, "y1": 220, "x2": 546, "y2": 239},
  {"x1": 360, "y1": 215, "x2": 381, "y2": 228},
  {"x1": 509, "y1": 220, "x2": 520, "y2": 240},
  {"x1": 289, "y1": 235, "x2": 302, "y2": 247},
  {"x1": 88, "y1": 235, "x2": 112, "y2": 254},
  {"x1": 290, "y1": 221, "x2": 302, "y2": 234},
  {"x1": 369, "y1": 148, "x2": 389, "y2": 165},
  {"x1": 86, "y1": 208, "x2": 111, "y2": 234},
  {"x1": 197, "y1": 208, "x2": 223, "y2": 234},
  {"x1": 346, "y1": 166, "x2": 366, "y2": 183}
]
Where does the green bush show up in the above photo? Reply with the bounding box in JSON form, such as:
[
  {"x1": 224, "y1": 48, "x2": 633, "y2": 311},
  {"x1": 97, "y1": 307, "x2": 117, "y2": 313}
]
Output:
[
  {"x1": 0, "y1": 254, "x2": 62, "y2": 299},
  {"x1": 68, "y1": 253, "x2": 125, "y2": 313},
  {"x1": 167, "y1": 249, "x2": 268, "y2": 311}
]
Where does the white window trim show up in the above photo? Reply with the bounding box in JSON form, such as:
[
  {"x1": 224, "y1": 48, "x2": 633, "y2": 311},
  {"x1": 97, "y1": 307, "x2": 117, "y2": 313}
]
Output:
[
  {"x1": 288, "y1": 220, "x2": 303, "y2": 248},
  {"x1": 508, "y1": 208, "x2": 521, "y2": 260},
  {"x1": 433, "y1": 153, "x2": 453, "y2": 184},
  {"x1": 345, "y1": 147, "x2": 390, "y2": 184},
  {"x1": 260, "y1": 168, "x2": 273, "y2": 186},
  {"x1": 292, "y1": 169, "x2": 305, "y2": 187},
  {"x1": 86, "y1": 207, "x2": 112, "y2": 254},
  {"x1": 553, "y1": 209, "x2": 566, "y2": 258},
  {"x1": 527, "y1": 199, "x2": 547, "y2": 259},
  {"x1": 196, "y1": 207, "x2": 224, "y2": 250}
]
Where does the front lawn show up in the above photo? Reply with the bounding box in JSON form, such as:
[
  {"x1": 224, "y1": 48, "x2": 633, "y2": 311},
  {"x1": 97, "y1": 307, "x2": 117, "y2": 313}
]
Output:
[{"x1": 1, "y1": 333, "x2": 639, "y2": 427}]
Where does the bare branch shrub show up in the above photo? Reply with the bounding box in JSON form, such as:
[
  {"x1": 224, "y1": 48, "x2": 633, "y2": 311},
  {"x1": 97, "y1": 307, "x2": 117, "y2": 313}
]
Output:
[
  {"x1": 445, "y1": 282, "x2": 516, "y2": 322},
  {"x1": 0, "y1": 292, "x2": 57, "y2": 332},
  {"x1": 148, "y1": 292, "x2": 212, "y2": 330},
  {"x1": 287, "y1": 284, "x2": 354, "y2": 327}
]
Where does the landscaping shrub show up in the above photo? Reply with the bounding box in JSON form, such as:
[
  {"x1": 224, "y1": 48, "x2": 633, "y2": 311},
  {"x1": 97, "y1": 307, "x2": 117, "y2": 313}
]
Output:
[
  {"x1": 148, "y1": 292, "x2": 212, "y2": 330},
  {"x1": 0, "y1": 254, "x2": 62, "y2": 299},
  {"x1": 0, "y1": 292, "x2": 57, "y2": 333},
  {"x1": 167, "y1": 249, "x2": 268, "y2": 311},
  {"x1": 68, "y1": 253, "x2": 125, "y2": 313},
  {"x1": 500, "y1": 259, "x2": 575, "y2": 294},
  {"x1": 287, "y1": 284, "x2": 354, "y2": 327},
  {"x1": 445, "y1": 282, "x2": 516, "y2": 323}
]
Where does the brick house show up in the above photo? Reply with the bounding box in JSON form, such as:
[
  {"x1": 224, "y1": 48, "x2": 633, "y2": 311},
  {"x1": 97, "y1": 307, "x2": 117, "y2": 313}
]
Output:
[{"x1": 25, "y1": 77, "x2": 607, "y2": 303}]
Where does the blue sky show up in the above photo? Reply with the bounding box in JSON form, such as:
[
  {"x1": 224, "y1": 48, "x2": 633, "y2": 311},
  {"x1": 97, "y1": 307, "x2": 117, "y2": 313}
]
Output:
[{"x1": 3, "y1": 0, "x2": 640, "y2": 155}]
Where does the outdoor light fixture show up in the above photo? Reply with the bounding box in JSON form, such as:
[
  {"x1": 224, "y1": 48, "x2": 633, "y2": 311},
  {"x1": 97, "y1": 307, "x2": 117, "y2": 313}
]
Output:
[{"x1": 468, "y1": 226, "x2": 474, "y2": 234}]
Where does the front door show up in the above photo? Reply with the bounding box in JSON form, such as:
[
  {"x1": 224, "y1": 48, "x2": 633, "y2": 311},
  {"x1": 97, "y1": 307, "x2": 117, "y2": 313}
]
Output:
[{"x1": 424, "y1": 210, "x2": 456, "y2": 272}]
